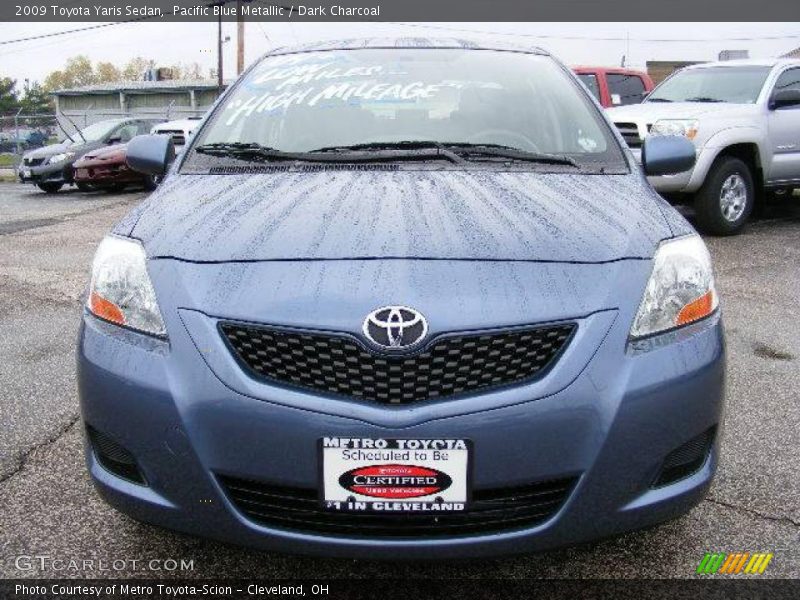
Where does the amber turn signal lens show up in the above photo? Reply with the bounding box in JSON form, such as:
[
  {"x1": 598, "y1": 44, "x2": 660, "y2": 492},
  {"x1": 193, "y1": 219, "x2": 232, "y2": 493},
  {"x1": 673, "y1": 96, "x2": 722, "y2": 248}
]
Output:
[
  {"x1": 676, "y1": 290, "x2": 715, "y2": 326},
  {"x1": 89, "y1": 291, "x2": 126, "y2": 326}
]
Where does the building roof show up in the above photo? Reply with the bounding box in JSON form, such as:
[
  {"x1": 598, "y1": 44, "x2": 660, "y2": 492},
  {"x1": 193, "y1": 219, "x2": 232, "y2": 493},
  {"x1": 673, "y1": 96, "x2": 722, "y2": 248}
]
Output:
[{"x1": 55, "y1": 79, "x2": 232, "y2": 96}]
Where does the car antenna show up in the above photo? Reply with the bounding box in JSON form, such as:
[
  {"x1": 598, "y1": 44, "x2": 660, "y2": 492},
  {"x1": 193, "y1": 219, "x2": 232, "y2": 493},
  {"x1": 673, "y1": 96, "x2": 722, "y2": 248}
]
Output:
[{"x1": 59, "y1": 110, "x2": 86, "y2": 143}]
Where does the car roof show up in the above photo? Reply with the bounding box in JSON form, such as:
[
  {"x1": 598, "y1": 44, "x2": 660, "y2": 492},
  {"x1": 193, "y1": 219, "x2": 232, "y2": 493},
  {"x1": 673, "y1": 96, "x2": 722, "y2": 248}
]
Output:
[
  {"x1": 572, "y1": 66, "x2": 649, "y2": 76},
  {"x1": 263, "y1": 37, "x2": 549, "y2": 58},
  {"x1": 683, "y1": 57, "x2": 800, "y2": 70}
]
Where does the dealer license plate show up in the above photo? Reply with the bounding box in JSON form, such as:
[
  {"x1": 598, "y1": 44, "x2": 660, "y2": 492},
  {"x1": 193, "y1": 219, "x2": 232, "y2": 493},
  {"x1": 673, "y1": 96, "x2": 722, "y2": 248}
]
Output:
[
  {"x1": 320, "y1": 437, "x2": 471, "y2": 513},
  {"x1": 75, "y1": 168, "x2": 89, "y2": 179}
]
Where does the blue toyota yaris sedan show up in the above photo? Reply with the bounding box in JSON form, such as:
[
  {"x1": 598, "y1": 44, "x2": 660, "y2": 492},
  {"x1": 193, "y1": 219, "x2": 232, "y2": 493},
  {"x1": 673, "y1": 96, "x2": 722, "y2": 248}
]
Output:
[{"x1": 78, "y1": 39, "x2": 725, "y2": 558}]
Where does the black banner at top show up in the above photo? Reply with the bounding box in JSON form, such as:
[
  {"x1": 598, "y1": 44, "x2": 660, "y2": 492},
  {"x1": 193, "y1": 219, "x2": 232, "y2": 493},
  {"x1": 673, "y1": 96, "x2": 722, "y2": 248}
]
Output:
[{"x1": 3, "y1": 0, "x2": 800, "y2": 22}]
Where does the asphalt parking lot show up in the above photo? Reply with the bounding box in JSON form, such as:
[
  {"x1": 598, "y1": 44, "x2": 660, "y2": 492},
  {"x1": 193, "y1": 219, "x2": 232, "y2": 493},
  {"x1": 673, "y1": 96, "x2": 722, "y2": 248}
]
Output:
[{"x1": 0, "y1": 181, "x2": 798, "y2": 579}]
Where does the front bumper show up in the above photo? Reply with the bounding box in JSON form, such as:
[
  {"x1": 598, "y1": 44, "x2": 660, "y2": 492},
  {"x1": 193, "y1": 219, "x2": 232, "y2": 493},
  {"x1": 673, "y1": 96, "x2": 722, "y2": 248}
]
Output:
[
  {"x1": 18, "y1": 160, "x2": 73, "y2": 185},
  {"x1": 78, "y1": 302, "x2": 725, "y2": 559},
  {"x1": 73, "y1": 162, "x2": 140, "y2": 184}
]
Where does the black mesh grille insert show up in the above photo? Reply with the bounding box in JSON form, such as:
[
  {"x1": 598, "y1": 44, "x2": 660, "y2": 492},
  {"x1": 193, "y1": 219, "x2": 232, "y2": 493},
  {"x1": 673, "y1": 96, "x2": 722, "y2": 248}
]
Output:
[
  {"x1": 86, "y1": 426, "x2": 146, "y2": 484},
  {"x1": 653, "y1": 427, "x2": 716, "y2": 487},
  {"x1": 218, "y1": 474, "x2": 578, "y2": 538},
  {"x1": 220, "y1": 322, "x2": 575, "y2": 405}
]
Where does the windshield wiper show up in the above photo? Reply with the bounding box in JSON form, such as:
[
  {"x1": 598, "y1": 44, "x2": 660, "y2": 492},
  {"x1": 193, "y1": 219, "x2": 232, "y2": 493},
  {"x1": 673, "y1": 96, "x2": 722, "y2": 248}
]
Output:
[
  {"x1": 314, "y1": 141, "x2": 579, "y2": 168},
  {"x1": 195, "y1": 142, "x2": 316, "y2": 162},
  {"x1": 442, "y1": 143, "x2": 580, "y2": 167},
  {"x1": 684, "y1": 96, "x2": 724, "y2": 103},
  {"x1": 309, "y1": 141, "x2": 464, "y2": 163},
  {"x1": 647, "y1": 98, "x2": 673, "y2": 103},
  {"x1": 196, "y1": 141, "x2": 464, "y2": 164}
]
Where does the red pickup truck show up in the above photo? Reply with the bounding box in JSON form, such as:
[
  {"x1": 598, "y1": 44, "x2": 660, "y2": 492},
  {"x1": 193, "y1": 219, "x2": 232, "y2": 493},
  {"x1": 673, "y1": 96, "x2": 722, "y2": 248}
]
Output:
[{"x1": 572, "y1": 67, "x2": 654, "y2": 108}]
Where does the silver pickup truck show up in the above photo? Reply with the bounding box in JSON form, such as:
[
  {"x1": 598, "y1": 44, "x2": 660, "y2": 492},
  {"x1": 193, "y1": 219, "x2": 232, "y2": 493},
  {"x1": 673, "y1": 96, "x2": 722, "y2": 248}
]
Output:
[{"x1": 608, "y1": 58, "x2": 800, "y2": 235}]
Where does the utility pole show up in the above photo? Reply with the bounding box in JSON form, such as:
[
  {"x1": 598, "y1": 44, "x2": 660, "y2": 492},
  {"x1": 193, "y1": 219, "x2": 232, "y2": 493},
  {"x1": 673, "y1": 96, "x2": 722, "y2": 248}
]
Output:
[{"x1": 237, "y1": 1, "x2": 245, "y2": 75}]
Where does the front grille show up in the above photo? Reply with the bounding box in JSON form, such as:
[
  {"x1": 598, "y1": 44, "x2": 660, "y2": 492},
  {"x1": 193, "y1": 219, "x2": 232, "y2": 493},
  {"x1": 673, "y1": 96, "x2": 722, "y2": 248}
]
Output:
[
  {"x1": 86, "y1": 426, "x2": 146, "y2": 484},
  {"x1": 155, "y1": 129, "x2": 186, "y2": 146},
  {"x1": 653, "y1": 427, "x2": 716, "y2": 487},
  {"x1": 220, "y1": 322, "x2": 575, "y2": 405},
  {"x1": 614, "y1": 122, "x2": 643, "y2": 148},
  {"x1": 218, "y1": 474, "x2": 578, "y2": 537},
  {"x1": 24, "y1": 157, "x2": 45, "y2": 166}
]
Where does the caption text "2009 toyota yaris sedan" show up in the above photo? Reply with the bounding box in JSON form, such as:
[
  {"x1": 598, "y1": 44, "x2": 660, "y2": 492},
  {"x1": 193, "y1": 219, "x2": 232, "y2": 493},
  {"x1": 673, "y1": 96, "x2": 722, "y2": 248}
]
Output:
[{"x1": 78, "y1": 39, "x2": 724, "y2": 559}]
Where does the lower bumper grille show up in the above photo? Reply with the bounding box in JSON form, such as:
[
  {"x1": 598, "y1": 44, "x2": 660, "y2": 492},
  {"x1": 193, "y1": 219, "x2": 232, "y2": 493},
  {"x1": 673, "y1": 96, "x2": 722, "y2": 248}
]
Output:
[
  {"x1": 653, "y1": 427, "x2": 715, "y2": 487},
  {"x1": 218, "y1": 474, "x2": 578, "y2": 538},
  {"x1": 220, "y1": 322, "x2": 575, "y2": 405},
  {"x1": 87, "y1": 426, "x2": 146, "y2": 484}
]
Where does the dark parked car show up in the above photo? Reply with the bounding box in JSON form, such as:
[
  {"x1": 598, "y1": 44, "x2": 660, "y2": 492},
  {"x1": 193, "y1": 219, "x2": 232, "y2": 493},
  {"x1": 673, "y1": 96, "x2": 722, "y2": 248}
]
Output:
[
  {"x1": 18, "y1": 118, "x2": 161, "y2": 193},
  {"x1": 80, "y1": 39, "x2": 723, "y2": 558},
  {"x1": 73, "y1": 142, "x2": 159, "y2": 192}
]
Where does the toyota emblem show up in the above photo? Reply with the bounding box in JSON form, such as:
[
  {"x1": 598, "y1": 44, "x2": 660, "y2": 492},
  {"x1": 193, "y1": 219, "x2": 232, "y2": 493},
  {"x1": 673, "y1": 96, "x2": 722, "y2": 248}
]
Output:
[{"x1": 362, "y1": 306, "x2": 428, "y2": 350}]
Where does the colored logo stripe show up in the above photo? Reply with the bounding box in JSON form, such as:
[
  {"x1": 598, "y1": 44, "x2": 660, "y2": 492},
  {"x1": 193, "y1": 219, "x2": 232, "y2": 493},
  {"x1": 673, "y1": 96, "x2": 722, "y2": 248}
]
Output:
[{"x1": 697, "y1": 552, "x2": 773, "y2": 575}]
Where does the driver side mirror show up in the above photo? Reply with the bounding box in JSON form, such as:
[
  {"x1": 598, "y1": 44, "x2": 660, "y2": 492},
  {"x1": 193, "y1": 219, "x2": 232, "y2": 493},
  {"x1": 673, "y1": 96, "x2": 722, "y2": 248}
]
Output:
[
  {"x1": 769, "y1": 89, "x2": 800, "y2": 110},
  {"x1": 641, "y1": 135, "x2": 696, "y2": 177},
  {"x1": 126, "y1": 134, "x2": 175, "y2": 177}
]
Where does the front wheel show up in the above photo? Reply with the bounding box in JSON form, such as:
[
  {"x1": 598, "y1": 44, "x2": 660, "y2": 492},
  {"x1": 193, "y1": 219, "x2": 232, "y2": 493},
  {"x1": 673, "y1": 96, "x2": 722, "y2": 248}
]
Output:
[
  {"x1": 37, "y1": 182, "x2": 63, "y2": 194},
  {"x1": 693, "y1": 157, "x2": 755, "y2": 236},
  {"x1": 142, "y1": 174, "x2": 160, "y2": 191}
]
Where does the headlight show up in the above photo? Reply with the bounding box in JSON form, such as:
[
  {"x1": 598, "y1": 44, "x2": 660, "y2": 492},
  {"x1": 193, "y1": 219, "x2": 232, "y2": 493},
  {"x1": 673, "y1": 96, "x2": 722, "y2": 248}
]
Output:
[
  {"x1": 49, "y1": 151, "x2": 75, "y2": 164},
  {"x1": 650, "y1": 119, "x2": 699, "y2": 140},
  {"x1": 87, "y1": 236, "x2": 166, "y2": 337},
  {"x1": 630, "y1": 235, "x2": 718, "y2": 339}
]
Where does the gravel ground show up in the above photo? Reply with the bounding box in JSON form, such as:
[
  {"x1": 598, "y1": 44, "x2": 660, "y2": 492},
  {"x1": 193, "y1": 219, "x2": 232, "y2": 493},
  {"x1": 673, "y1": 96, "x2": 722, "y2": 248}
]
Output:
[{"x1": 0, "y1": 182, "x2": 798, "y2": 580}]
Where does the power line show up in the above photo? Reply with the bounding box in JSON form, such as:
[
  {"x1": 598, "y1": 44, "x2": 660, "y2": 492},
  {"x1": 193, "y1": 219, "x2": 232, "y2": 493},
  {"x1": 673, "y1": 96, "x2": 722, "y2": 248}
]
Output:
[
  {"x1": 0, "y1": 1, "x2": 244, "y2": 46},
  {"x1": 0, "y1": 21, "x2": 136, "y2": 46}
]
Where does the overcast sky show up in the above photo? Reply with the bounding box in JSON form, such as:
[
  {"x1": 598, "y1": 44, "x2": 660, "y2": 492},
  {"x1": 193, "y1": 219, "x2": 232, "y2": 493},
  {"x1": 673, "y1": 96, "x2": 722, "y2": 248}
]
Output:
[{"x1": 2, "y1": 22, "x2": 799, "y2": 86}]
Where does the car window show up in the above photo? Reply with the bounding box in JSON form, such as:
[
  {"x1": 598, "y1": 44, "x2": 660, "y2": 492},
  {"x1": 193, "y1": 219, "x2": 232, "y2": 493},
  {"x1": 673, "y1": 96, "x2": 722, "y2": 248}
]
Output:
[
  {"x1": 135, "y1": 121, "x2": 153, "y2": 135},
  {"x1": 576, "y1": 73, "x2": 601, "y2": 103},
  {"x1": 772, "y1": 68, "x2": 800, "y2": 108},
  {"x1": 188, "y1": 49, "x2": 626, "y2": 169},
  {"x1": 647, "y1": 66, "x2": 771, "y2": 104},
  {"x1": 72, "y1": 120, "x2": 123, "y2": 143},
  {"x1": 607, "y1": 74, "x2": 646, "y2": 105},
  {"x1": 113, "y1": 123, "x2": 139, "y2": 142}
]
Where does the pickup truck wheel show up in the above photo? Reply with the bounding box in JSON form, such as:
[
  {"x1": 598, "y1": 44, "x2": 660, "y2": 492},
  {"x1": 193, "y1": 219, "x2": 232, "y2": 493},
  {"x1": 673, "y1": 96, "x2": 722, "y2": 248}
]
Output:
[
  {"x1": 37, "y1": 182, "x2": 63, "y2": 194},
  {"x1": 694, "y1": 157, "x2": 754, "y2": 236}
]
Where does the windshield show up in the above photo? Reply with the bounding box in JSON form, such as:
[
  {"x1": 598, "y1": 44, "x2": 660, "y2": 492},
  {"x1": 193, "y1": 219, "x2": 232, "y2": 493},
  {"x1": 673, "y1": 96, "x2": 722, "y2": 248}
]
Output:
[
  {"x1": 188, "y1": 48, "x2": 625, "y2": 169},
  {"x1": 647, "y1": 66, "x2": 771, "y2": 104},
  {"x1": 64, "y1": 120, "x2": 121, "y2": 144}
]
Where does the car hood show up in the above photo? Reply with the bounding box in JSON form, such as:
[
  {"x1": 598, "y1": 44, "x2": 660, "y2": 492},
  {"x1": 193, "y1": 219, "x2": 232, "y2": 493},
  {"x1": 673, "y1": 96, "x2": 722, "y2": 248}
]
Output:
[
  {"x1": 78, "y1": 143, "x2": 127, "y2": 162},
  {"x1": 608, "y1": 101, "x2": 757, "y2": 122},
  {"x1": 25, "y1": 139, "x2": 104, "y2": 159},
  {"x1": 122, "y1": 170, "x2": 676, "y2": 263},
  {"x1": 24, "y1": 141, "x2": 71, "y2": 159}
]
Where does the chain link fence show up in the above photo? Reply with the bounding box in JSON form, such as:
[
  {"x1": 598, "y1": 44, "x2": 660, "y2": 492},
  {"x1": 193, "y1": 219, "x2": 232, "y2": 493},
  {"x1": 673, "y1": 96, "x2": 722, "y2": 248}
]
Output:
[{"x1": 0, "y1": 113, "x2": 59, "y2": 169}]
